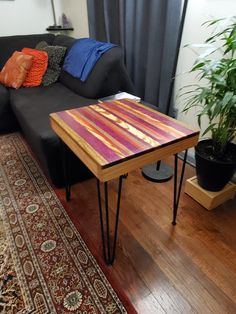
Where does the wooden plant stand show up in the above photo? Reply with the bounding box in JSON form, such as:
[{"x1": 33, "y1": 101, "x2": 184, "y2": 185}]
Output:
[{"x1": 185, "y1": 176, "x2": 236, "y2": 210}]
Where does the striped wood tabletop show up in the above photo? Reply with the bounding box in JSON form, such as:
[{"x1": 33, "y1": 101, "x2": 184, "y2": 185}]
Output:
[{"x1": 50, "y1": 99, "x2": 199, "y2": 181}]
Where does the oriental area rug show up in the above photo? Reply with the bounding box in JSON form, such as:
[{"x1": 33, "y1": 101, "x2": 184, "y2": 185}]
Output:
[{"x1": 0, "y1": 133, "x2": 135, "y2": 314}]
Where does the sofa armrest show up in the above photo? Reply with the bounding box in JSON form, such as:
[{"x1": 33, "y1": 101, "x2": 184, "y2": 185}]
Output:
[
  {"x1": 0, "y1": 83, "x2": 9, "y2": 105},
  {"x1": 59, "y1": 46, "x2": 134, "y2": 98},
  {"x1": 0, "y1": 84, "x2": 18, "y2": 132}
]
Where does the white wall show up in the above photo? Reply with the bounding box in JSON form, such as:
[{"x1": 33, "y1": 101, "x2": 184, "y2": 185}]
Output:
[
  {"x1": 174, "y1": 0, "x2": 236, "y2": 157},
  {"x1": 0, "y1": 0, "x2": 62, "y2": 36},
  {"x1": 61, "y1": 0, "x2": 89, "y2": 38}
]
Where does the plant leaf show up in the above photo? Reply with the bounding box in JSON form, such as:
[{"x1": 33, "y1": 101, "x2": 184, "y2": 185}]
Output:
[
  {"x1": 190, "y1": 62, "x2": 205, "y2": 72},
  {"x1": 222, "y1": 91, "x2": 233, "y2": 107},
  {"x1": 202, "y1": 123, "x2": 217, "y2": 136}
]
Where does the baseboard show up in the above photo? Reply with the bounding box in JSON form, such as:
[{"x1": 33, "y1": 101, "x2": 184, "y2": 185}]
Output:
[{"x1": 178, "y1": 150, "x2": 196, "y2": 167}]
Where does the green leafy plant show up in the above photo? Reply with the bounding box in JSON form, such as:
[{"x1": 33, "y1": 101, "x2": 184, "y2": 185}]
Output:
[{"x1": 181, "y1": 16, "x2": 236, "y2": 158}]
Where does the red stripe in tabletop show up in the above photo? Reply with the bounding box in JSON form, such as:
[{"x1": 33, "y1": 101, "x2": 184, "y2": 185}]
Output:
[
  {"x1": 90, "y1": 105, "x2": 161, "y2": 148},
  {"x1": 56, "y1": 111, "x2": 122, "y2": 164},
  {"x1": 98, "y1": 101, "x2": 177, "y2": 142},
  {"x1": 119, "y1": 99, "x2": 196, "y2": 135},
  {"x1": 68, "y1": 109, "x2": 134, "y2": 156},
  {"x1": 75, "y1": 107, "x2": 153, "y2": 152}
]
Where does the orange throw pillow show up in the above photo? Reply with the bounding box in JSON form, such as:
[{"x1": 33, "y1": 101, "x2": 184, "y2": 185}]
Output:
[
  {"x1": 0, "y1": 51, "x2": 33, "y2": 89},
  {"x1": 22, "y1": 48, "x2": 48, "y2": 87}
]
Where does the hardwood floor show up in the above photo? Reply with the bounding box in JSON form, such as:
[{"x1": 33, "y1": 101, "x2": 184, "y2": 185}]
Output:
[{"x1": 56, "y1": 157, "x2": 236, "y2": 314}]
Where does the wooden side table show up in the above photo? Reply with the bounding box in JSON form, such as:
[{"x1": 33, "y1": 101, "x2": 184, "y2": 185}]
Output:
[{"x1": 50, "y1": 99, "x2": 199, "y2": 264}]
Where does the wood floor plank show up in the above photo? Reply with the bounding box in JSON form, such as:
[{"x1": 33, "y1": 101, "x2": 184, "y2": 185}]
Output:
[
  {"x1": 135, "y1": 293, "x2": 166, "y2": 314},
  {"x1": 119, "y1": 170, "x2": 236, "y2": 304},
  {"x1": 64, "y1": 181, "x2": 163, "y2": 311},
  {"x1": 108, "y1": 186, "x2": 236, "y2": 313},
  {"x1": 56, "y1": 158, "x2": 236, "y2": 313},
  {"x1": 116, "y1": 221, "x2": 194, "y2": 313}
]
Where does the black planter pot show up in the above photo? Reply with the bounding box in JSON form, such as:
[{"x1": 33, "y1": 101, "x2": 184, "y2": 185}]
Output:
[{"x1": 195, "y1": 140, "x2": 236, "y2": 192}]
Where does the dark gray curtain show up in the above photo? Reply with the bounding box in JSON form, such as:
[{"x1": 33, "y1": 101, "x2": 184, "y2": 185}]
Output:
[{"x1": 87, "y1": 0, "x2": 183, "y2": 115}]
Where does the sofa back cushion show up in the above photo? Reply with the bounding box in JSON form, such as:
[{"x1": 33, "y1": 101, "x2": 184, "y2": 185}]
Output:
[
  {"x1": 52, "y1": 35, "x2": 76, "y2": 50},
  {"x1": 0, "y1": 34, "x2": 54, "y2": 70}
]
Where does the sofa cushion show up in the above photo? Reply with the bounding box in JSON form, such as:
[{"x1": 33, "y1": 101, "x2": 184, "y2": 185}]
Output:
[
  {"x1": 0, "y1": 84, "x2": 19, "y2": 132},
  {"x1": 0, "y1": 84, "x2": 8, "y2": 108},
  {"x1": 10, "y1": 82, "x2": 97, "y2": 186},
  {"x1": 0, "y1": 51, "x2": 33, "y2": 89},
  {"x1": 0, "y1": 34, "x2": 54, "y2": 71}
]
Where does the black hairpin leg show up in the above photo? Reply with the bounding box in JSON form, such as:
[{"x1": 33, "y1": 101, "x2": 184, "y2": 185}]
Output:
[
  {"x1": 60, "y1": 140, "x2": 71, "y2": 201},
  {"x1": 172, "y1": 150, "x2": 188, "y2": 225},
  {"x1": 97, "y1": 176, "x2": 124, "y2": 265}
]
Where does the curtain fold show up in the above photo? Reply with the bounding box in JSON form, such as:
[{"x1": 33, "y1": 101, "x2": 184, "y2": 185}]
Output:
[{"x1": 87, "y1": 0, "x2": 183, "y2": 115}]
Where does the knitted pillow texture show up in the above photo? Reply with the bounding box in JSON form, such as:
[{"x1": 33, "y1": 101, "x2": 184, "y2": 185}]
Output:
[
  {"x1": 36, "y1": 41, "x2": 67, "y2": 86},
  {"x1": 22, "y1": 48, "x2": 48, "y2": 87},
  {"x1": 0, "y1": 51, "x2": 33, "y2": 89}
]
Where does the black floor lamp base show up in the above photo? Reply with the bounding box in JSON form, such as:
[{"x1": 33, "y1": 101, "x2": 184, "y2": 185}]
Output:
[{"x1": 142, "y1": 161, "x2": 173, "y2": 182}]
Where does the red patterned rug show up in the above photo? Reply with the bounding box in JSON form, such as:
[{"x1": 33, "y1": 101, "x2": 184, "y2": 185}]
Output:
[{"x1": 0, "y1": 133, "x2": 136, "y2": 314}]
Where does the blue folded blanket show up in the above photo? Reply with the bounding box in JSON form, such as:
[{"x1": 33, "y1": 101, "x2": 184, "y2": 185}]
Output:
[{"x1": 63, "y1": 38, "x2": 116, "y2": 82}]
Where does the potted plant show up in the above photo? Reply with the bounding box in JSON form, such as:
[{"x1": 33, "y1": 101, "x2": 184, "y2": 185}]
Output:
[{"x1": 181, "y1": 17, "x2": 236, "y2": 191}]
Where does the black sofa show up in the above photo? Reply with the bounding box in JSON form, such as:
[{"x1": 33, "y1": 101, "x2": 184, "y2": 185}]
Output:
[{"x1": 0, "y1": 33, "x2": 134, "y2": 186}]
